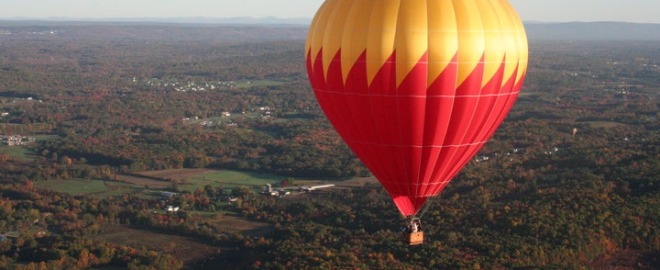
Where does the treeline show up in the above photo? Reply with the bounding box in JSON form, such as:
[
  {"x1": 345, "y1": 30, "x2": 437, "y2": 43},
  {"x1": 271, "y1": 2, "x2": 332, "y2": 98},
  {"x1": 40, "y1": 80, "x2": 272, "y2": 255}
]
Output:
[
  {"x1": 31, "y1": 116, "x2": 364, "y2": 178},
  {"x1": 0, "y1": 181, "x2": 274, "y2": 269},
  {"x1": 0, "y1": 184, "x2": 185, "y2": 269},
  {"x1": 190, "y1": 140, "x2": 660, "y2": 269},
  {"x1": 0, "y1": 140, "x2": 657, "y2": 269}
]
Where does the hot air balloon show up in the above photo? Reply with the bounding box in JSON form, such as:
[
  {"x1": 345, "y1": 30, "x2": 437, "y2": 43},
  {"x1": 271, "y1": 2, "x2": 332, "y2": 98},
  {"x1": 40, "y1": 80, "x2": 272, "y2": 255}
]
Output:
[{"x1": 306, "y1": 0, "x2": 527, "y2": 244}]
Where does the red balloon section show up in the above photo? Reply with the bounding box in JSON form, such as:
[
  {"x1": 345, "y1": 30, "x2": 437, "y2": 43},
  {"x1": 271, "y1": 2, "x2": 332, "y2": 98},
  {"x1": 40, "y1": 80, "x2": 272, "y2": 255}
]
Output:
[{"x1": 306, "y1": 0, "x2": 528, "y2": 216}]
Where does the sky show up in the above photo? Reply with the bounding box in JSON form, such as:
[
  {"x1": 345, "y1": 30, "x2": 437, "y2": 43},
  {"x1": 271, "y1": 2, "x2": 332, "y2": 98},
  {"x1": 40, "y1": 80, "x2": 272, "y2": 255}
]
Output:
[{"x1": 0, "y1": 0, "x2": 658, "y2": 24}]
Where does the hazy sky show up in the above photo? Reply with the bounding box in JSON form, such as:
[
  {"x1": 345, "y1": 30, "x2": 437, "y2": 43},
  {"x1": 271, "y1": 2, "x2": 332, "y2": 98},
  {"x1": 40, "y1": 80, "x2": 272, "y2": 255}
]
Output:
[{"x1": 0, "y1": 0, "x2": 658, "y2": 24}]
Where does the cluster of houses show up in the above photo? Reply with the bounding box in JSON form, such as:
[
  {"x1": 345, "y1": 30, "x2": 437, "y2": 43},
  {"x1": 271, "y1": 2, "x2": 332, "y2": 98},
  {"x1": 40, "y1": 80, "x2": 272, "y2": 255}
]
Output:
[
  {"x1": 260, "y1": 183, "x2": 291, "y2": 197},
  {"x1": 180, "y1": 106, "x2": 274, "y2": 127},
  {"x1": 155, "y1": 181, "x2": 338, "y2": 213},
  {"x1": 544, "y1": 147, "x2": 561, "y2": 156},
  {"x1": 133, "y1": 77, "x2": 237, "y2": 92},
  {"x1": 474, "y1": 148, "x2": 523, "y2": 163},
  {"x1": 1, "y1": 135, "x2": 36, "y2": 146},
  {"x1": 0, "y1": 30, "x2": 56, "y2": 36}
]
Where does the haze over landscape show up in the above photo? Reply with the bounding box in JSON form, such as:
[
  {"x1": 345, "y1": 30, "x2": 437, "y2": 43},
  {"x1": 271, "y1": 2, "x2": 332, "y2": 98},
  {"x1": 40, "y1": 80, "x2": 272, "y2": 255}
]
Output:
[
  {"x1": 1, "y1": 0, "x2": 660, "y2": 23},
  {"x1": 0, "y1": 1, "x2": 658, "y2": 270}
]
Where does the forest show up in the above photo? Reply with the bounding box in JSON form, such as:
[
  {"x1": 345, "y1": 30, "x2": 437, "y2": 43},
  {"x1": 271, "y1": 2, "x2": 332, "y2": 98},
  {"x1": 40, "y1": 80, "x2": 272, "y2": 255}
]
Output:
[{"x1": 0, "y1": 23, "x2": 658, "y2": 269}]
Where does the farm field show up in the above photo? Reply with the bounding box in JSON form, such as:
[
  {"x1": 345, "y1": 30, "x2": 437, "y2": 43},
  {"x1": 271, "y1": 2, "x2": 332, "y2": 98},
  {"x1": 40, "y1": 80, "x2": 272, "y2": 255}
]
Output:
[
  {"x1": 181, "y1": 170, "x2": 284, "y2": 192},
  {"x1": 94, "y1": 225, "x2": 220, "y2": 264},
  {"x1": 33, "y1": 170, "x2": 377, "y2": 200},
  {"x1": 200, "y1": 212, "x2": 272, "y2": 237},
  {"x1": 114, "y1": 174, "x2": 172, "y2": 189},
  {"x1": 33, "y1": 179, "x2": 143, "y2": 198},
  {"x1": 0, "y1": 146, "x2": 33, "y2": 161},
  {"x1": 0, "y1": 135, "x2": 59, "y2": 160},
  {"x1": 33, "y1": 170, "x2": 370, "y2": 200},
  {"x1": 122, "y1": 169, "x2": 284, "y2": 192}
]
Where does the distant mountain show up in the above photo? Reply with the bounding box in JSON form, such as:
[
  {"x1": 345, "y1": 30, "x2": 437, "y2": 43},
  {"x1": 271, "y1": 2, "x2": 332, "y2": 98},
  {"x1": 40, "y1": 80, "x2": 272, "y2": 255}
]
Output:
[
  {"x1": 1, "y1": 18, "x2": 658, "y2": 41},
  {"x1": 160, "y1": 17, "x2": 312, "y2": 25},
  {"x1": 524, "y1": 22, "x2": 660, "y2": 41},
  {"x1": 0, "y1": 17, "x2": 312, "y2": 26}
]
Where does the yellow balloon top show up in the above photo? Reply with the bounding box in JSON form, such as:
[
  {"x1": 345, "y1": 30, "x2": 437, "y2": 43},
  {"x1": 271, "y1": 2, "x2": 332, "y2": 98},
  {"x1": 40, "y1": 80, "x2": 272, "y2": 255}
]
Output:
[{"x1": 306, "y1": 0, "x2": 528, "y2": 91}]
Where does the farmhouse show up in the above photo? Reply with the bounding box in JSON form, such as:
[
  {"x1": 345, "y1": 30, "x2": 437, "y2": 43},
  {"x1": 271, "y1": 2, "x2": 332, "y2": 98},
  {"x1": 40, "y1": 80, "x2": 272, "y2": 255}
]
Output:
[
  {"x1": 160, "y1": 191, "x2": 177, "y2": 199},
  {"x1": 1, "y1": 135, "x2": 36, "y2": 146},
  {"x1": 260, "y1": 183, "x2": 290, "y2": 196}
]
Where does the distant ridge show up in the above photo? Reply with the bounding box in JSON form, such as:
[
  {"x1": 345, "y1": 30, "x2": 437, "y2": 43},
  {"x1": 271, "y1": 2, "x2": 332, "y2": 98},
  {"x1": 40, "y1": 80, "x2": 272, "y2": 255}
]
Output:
[
  {"x1": 0, "y1": 16, "x2": 312, "y2": 26},
  {"x1": 524, "y1": 22, "x2": 660, "y2": 41},
  {"x1": 0, "y1": 19, "x2": 659, "y2": 41}
]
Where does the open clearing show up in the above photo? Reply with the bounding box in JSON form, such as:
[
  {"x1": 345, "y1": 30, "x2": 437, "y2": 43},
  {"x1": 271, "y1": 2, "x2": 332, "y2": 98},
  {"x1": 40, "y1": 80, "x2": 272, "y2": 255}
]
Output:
[
  {"x1": 36, "y1": 171, "x2": 379, "y2": 199},
  {"x1": 114, "y1": 174, "x2": 175, "y2": 189},
  {"x1": 33, "y1": 179, "x2": 143, "y2": 198},
  {"x1": 116, "y1": 170, "x2": 379, "y2": 194},
  {"x1": 0, "y1": 135, "x2": 59, "y2": 161},
  {"x1": 181, "y1": 170, "x2": 282, "y2": 191},
  {"x1": 135, "y1": 168, "x2": 215, "y2": 180},
  {"x1": 118, "y1": 169, "x2": 283, "y2": 191},
  {"x1": 201, "y1": 213, "x2": 272, "y2": 237},
  {"x1": 95, "y1": 216, "x2": 271, "y2": 264},
  {"x1": 94, "y1": 225, "x2": 219, "y2": 264},
  {"x1": 0, "y1": 146, "x2": 34, "y2": 161}
]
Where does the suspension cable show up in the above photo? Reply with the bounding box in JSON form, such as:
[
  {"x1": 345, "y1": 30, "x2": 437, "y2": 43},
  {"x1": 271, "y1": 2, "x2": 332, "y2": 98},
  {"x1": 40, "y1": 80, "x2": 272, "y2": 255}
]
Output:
[{"x1": 417, "y1": 195, "x2": 440, "y2": 219}]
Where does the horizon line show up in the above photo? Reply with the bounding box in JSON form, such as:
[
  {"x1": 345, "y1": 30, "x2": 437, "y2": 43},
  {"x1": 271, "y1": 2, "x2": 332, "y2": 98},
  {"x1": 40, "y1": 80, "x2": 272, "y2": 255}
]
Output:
[{"x1": 0, "y1": 17, "x2": 658, "y2": 25}]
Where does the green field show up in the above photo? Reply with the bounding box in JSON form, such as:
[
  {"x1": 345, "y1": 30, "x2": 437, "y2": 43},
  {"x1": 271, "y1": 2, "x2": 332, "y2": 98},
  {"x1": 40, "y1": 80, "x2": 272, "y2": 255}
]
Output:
[
  {"x1": 0, "y1": 135, "x2": 59, "y2": 161},
  {"x1": 177, "y1": 170, "x2": 282, "y2": 192},
  {"x1": 33, "y1": 179, "x2": 143, "y2": 198},
  {"x1": 0, "y1": 146, "x2": 34, "y2": 160},
  {"x1": 34, "y1": 169, "x2": 289, "y2": 199},
  {"x1": 33, "y1": 135, "x2": 60, "y2": 141}
]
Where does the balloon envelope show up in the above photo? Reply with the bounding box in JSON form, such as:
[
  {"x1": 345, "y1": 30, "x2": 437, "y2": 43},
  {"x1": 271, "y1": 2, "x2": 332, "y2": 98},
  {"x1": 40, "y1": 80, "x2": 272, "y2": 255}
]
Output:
[{"x1": 306, "y1": 0, "x2": 528, "y2": 216}]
